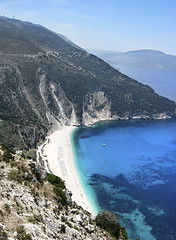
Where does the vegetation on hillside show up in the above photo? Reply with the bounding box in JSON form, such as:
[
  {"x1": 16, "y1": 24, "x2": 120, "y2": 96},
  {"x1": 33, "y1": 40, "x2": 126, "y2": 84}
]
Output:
[
  {"x1": 0, "y1": 17, "x2": 176, "y2": 148},
  {"x1": 0, "y1": 143, "x2": 129, "y2": 239},
  {"x1": 96, "y1": 210, "x2": 128, "y2": 240},
  {"x1": 47, "y1": 173, "x2": 68, "y2": 206}
]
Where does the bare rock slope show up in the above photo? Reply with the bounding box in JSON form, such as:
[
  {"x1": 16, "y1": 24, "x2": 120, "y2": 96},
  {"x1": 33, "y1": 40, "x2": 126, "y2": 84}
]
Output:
[{"x1": 0, "y1": 145, "x2": 118, "y2": 240}]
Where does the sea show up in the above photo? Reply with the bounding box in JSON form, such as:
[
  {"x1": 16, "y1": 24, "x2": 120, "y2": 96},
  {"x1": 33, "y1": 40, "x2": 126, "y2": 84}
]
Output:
[
  {"x1": 71, "y1": 119, "x2": 176, "y2": 240},
  {"x1": 115, "y1": 65, "x2": 176, "y2": 102}
]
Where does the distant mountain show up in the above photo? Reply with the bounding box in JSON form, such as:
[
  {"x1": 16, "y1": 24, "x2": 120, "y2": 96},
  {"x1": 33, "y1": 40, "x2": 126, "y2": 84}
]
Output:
[
  {"x1": 0, "y1": 16, "x2": 176, "y2": 148},
  {"x1": 88, "y1": 49, "x2": 176, "y2": 70},
  {"x1": 88, "y1": 49, "x2": 176, "y2": 101}
]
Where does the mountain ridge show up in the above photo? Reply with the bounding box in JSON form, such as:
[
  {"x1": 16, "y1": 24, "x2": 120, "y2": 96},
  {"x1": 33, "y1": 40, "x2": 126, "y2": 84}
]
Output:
[
  {"x1": 88, "y1": 49, "x2": 176, "y2": 70},
  {"x1": 0, "y1": 16, "x2": 176, "y2": 148}
]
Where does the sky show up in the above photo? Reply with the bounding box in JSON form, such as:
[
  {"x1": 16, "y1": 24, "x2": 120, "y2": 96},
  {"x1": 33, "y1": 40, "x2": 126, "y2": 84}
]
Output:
[{"x1": 0, "y1": 0, "x2": 176, "y2": 55}]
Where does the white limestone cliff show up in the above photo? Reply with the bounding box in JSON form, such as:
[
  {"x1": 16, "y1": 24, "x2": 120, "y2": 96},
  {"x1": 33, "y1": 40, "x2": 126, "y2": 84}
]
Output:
[{"x1": 82, "y1": 91, "x2": 113, "y2": 126}]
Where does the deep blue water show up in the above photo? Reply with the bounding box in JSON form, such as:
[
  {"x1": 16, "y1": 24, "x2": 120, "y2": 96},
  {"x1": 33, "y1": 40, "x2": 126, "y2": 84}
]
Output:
[{"x1": 72, "y1": 119, "x2": 176, "y2": 240}]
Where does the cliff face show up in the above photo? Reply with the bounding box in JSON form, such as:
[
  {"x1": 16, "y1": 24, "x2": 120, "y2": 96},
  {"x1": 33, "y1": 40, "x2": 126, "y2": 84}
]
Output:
[
  {"x1": 82, "y1": 91, "x2": 113, "y2": 125},
  {"x1": 38, "y1": 68, "x2": 78, "y2": 126},
  {"x1": 0, "y1": 17, "x2": 175, "y2": 148},
  {"x1": 81, "y1": 90, "x2": 173, "y2": 126}
]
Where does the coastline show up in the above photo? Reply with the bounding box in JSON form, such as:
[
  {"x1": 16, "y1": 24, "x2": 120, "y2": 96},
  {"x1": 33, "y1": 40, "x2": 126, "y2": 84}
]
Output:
[
  {"x1": 40, "y1": 125, "x2": 97, "y2": 216},
  {"x1": 37, "y1": 117, "x2": 173, "y2": 217}
]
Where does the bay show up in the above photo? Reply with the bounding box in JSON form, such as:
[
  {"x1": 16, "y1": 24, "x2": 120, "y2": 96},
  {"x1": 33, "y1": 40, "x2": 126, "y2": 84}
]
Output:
[{"x1": 72, "y1": 119, "x2": 176, "y2": 240}]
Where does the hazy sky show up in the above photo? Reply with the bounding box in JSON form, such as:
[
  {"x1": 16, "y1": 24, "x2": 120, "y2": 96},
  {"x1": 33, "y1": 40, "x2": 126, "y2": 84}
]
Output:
[{"x1": 0, "y1": 0, "x2": 176, "y2": 55}]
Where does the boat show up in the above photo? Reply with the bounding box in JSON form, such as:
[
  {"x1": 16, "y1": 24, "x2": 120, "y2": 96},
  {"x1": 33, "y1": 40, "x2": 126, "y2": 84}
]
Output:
[{"x1": 102, "y1": 144, "x2": 106, "y2": 146}]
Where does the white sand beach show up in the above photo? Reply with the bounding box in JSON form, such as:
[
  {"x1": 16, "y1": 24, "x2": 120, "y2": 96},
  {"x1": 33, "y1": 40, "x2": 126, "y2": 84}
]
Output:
[{"x1": 40, "y1": 125, "x2": 96, "y2": 216}]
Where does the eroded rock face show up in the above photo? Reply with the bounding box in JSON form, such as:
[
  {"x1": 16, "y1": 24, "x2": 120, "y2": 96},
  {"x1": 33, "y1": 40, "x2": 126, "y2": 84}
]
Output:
[
  {"x1": 49, "y1": 82, "x2": 78, "y2": 126},
  {"x1": 82, "y1": 91, "x2": 112, "y2": 125},
  {"x1": 38, "y1": 68, "x2": 78, "y2": 126}
]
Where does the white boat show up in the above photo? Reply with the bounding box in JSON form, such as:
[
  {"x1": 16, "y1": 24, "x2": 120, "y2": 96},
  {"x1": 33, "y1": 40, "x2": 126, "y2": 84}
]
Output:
[{"x1": 102, "y1": 144, "x2": 106, "y2": 146}]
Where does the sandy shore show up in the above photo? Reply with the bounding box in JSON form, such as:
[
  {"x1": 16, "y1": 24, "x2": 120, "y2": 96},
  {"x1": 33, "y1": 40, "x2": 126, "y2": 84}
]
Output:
[{"x1": 40, "y1": 126, "x2": 96, "y2": 216}]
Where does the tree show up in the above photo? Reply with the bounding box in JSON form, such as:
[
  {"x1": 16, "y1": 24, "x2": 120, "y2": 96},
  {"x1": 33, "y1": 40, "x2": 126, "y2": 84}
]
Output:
[{"x1": 95, "y1": 210, "x2": 128, "y2": 240}]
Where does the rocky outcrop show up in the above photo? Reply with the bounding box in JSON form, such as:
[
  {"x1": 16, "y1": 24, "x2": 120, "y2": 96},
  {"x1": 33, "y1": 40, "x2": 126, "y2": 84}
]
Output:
[
  {"x1": 152, "y1": 112, "x2": 171, "y2": 120},
  {"x1": 81, "y1": 91, "x2": 173, "y2": 126},
  {"x1": 49, "y1": 82, "x2": 78, "y2": 126},
  {"x1": 38, "y1": 68, "x2": 78, "y2": 126},
  {"x1": 0, "y1": 145, "x2": 115, "y2": 240},
  {"x1": 82, "y1": 91, "x2": 113, "y2": 125}
]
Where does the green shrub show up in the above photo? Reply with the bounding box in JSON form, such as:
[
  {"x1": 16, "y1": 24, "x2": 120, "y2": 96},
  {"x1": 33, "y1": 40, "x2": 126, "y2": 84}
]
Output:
[
  {"x1": 33, "y1": 214, "x2": 43, "y2": 223},
  {"x1": 30, "y1": 163, "x2": 42, "y2": 183},
  {"x1": 2, "y1": 150, "x2": 14, "y2": 163},
  {"x1": 10, "y1": 161, "x2": 18, "y2": 167},
  {"x1": 121, "y1": 226, "x2": 129, "y2": 239},
  {"x1": 9, "y1": 170, "x2": 23, "y2": 183},
  {"x1": 9, "y1": 170, "x2": 18, "y2": 181},
  {"x1": 66, "y1": 221, "x2": 73, "y2": 228},
  {"x1": 74, "y1": 225, "x2": 79, "y2": 232},
  {"x1": 95, "y1": 210, "x2": 128, "y2": 239},
  {"x1": 61, "y1": 216, "x2": 66, "y2": 222},
  {"x1": 25, "y1": 150, "x2": 36, "y2": 160},
  {"x1": 28, "y1": 214, "x2": 43, "y2": 224},
  {"x1": 17, "y1": 225, "x2": 32, "y2": 240},
  {"x1": 4, "y1": 204, "x2": 11, "y2": 214},
  {"x1": 1, "y1": 144, "x2": 14, "y2": 154},
  {"x1": 53, "y1": 186, "x2": 68, "y2": 206},
  {"x1": 46, "y1": 173, "x2": 68, "y2": 206},
  {"x1": 47, "y1": 173, "x2": 65, "y2": 189},
  {"x1": 29, "y1": 163, "x2": 35, "y2": 169},
  {"x1": 1, "y1": 144, "x2": 15, "y2": 163},
  {"x1": 0, "y1": 209, "x2": 4, "y2": 216},
  {"x1": 60, "y1": 224, "x2": 66, "y2": 233}
]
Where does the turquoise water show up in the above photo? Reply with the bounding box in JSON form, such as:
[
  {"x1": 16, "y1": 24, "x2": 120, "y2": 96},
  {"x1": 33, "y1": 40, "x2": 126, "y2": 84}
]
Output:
[{"x1": 71, "y1": 119, "x2": 176, "y2": 240}]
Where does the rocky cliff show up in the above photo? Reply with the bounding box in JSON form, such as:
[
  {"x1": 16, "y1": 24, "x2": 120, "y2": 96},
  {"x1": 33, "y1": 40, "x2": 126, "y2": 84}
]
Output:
[
  {"x1": 0, "y1": 16, "x2": 175, "y2": 148},
  {"x1": 1, "y1": 145, "x2": 126, "y2": 240}
]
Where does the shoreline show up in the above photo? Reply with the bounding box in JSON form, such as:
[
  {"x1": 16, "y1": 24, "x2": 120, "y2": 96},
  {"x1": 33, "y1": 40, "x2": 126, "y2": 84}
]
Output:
[
  {"x1": 37, "y1": 118, "x2": 174, "y2": 217},
  {"x1": 40, "y1": 125, "x2": 97, "y2": 216}
]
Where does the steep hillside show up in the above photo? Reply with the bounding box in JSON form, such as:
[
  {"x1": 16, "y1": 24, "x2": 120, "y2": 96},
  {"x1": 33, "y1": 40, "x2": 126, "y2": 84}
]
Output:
[
  {"x1": 0, "y1": 144, "x2": 128, "y2": 240},
  {"x1": 0, "y1": 17, "x2": 176, "y2": 148}
]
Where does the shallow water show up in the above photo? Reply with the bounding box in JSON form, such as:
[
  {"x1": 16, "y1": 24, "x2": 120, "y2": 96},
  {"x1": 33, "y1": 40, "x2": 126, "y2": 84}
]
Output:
[{"x1": 72, "y1": 119, "x2": 176, "y2": 240}]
